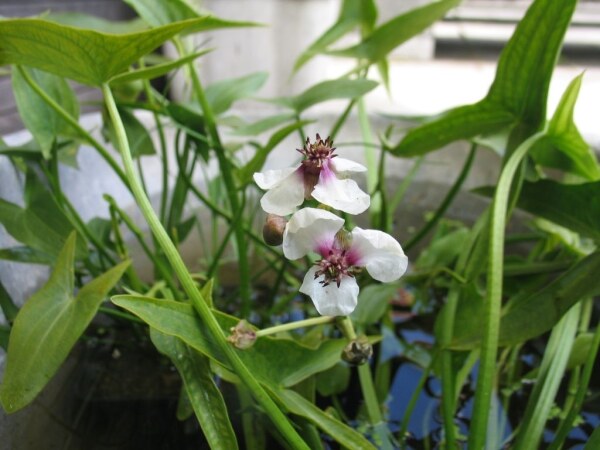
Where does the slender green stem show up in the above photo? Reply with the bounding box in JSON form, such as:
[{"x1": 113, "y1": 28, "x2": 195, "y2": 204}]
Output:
[
  {"x1": 256, "y1": 316, "x2": 335, "y2": 337},
  {"x1": 329, "y1": 99, "x2": 356, "y2": 141},
  {"x1": 547, "y1": 317, "x2": 600, "y2": 450},
  {"x1": 338, "y1": 317, "x2": 393, "y2": 449},
  {"x1": 387, "y1": 156, "x2": 425, "y2": 230},
  {"x1": 99, "y1": 306, "x2": 144, "y2": 324},
  {"x1": 405, "y1": 145, "x2": 476, "y2": 252},
  {"x1": 102, "y1": 83, "x2": 309, "y2": 450},
  {"x1": 177, "y1": 40, "x2": 252, "y2": 315},
  {"x1": 17, "y1": 66, "x2": 130, "y2": 191},
  {"x1": 469, "y1": 132, "x2": 544, "y2": 450},
  {"x1": 357, "y1": 99, "x2": 379, "y2": 221}
]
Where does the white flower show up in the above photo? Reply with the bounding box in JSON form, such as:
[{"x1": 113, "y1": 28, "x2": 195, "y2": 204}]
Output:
[
  {"x1": 253, "y1": 134, "x2": 370, "y2": 216},
  {"x1": 283, "y1": 208, "x2": 408, "y2": 316}
]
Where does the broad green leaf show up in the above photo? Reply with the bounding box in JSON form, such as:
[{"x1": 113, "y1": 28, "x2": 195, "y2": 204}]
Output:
[
  {"x1": 316, "y1": 363, "x2": 350, "y2": 396},
  {"x1": 391, "y1": 0, "x2": 577, "y2": 156},
  {"x1": 124, "y1": 0, "x2": 259, "y2": 33},
  {"x1": 0, "y1": 246, "x2": 54, "y2": 265},
  {"x1": 103, "y1": 107, "x2": 155, "y2": 158},
  {"x1": 451, "y1": 251, "x2": 600, "y2": 349},
  {"x1": 45, "y1": 12, "x2": 148, "y2": 34},
  {"x1": 272, "y1": 388, "x2": 376, "y2": 450},
  {"x1": 109, "y1": 50, "x2": 211, "y2": 84},
  {"x1": 512, "y1": 180, "x2": 600, "y2": 242},
  {"x1": 327, "y1": 0, "x2": 460, "y2": 62},
  {"x1": 273, "y1": 78, "x2": 378, "y2": 113},
  {"x1": 205, "y1": 72, "x2": 268, "y2": 116},
  {"x1": 530, "y1": 74, "x2": 600, "y2": 180},
  {"x1": 111, "y1": 295, "x2": 347, "y2": 388},
  {"x1": 12, "y1": 67, "x2": 79, "y2": 159},
  {"x1": 293, "y1": 0, "x2": 377, "y2": 73},
  {"x1": 415, "y1": 227, "x2": 470, "y2": 271},
  {"x1": 230, "y1": 113, "x2": 295, "y2": 136},
  {"x1": 391, "y1": 102, "x2": 514, "y2": 157},
  {"x1": 0, "y1": 18, "x2": 208, "y2": 85},
  {"x1": 237, "y1": 120, "x2": 313, "y2": 186},
  {"x1": 0, "y1": 234, "x2": 130, "y2": 412},
  {"x1": 0, "y1": 172, "x2": 87, "y2": 259},
  {"x1": 351, "y1": 283, "x2": 398, "y2": 326},
  {"x1": 151, "y1": 329, "x2": 238, "y2": 450}
]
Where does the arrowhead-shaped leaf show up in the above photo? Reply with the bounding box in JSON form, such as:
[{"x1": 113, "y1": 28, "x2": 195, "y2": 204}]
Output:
[
  {"x1": 0, "y1": 234, "x2": 130, "y2": 412},
  {"x1": 392, "y1": 0, "x2": 577, "y2": 156},
  {"x1": 151, "y1": 330, "x2": 238, "y2": 450},
  {"x1": 111, "y1": 295, "x2": 347, "y2": 388},
  {"x1": 0, "y1": 18, "x2": 209, "y2": 85}
]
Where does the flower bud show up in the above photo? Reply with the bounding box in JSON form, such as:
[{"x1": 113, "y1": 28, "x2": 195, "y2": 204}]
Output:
[
  {"x1": 342, "y1": 337, "x2": 373, "y2": 366},
  {"x1": 263, "y1": 214, "x2": 287, "y2": 246},
  {"x1": 227, "y1": 320, "x2": 257, "y2": 349}
]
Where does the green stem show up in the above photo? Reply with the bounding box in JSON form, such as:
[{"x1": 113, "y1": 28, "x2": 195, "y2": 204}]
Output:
[
  {"x1": 338, "y1": 317, "x2": 393, "y2": 450},
  {"x1": 329, "y1": 99, "x2": 356, "y2": 141},
  {"x1": 256, "y1": 316, "x2": 335, "y2": 337},
  {"x1": 177, "y1": 40, "x2": 252, "y2": 315},
  {"x1": 17, "y1": 66, "x2": 130, "y2": 192},
  {"x1": 468, "y1": 132, "x2": 544, "y2": 450},
  {"x1": 102, "y1": 83, "x2": 309, "y2": 450}
]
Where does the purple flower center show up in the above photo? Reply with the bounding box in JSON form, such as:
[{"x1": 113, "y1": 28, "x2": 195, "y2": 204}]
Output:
[
  {"x1": 314, "y1": 232, "x2": 360, "y2": 288},
  {"x1": 298, "y1": 134, "x2": 337, "y2": 198}
]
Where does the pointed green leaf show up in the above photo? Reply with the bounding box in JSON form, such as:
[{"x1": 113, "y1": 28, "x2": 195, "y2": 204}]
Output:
[
  {"x1": 230, "y1": 113, "x2": 296, "y2": 136},
  {"x1": 0, "y1": 172, "x2": 87, "y2": 259},
  {"x1": 272, "y1": 388, "x2": 376, "y2": 450},
  {"x1": 110, "y1": 50, "x2": 211, "y2": 84},
  {"x1": 327, "y1": 0, "x2": 460, "y2": 62},
  {"x1": 451, "y1": 251, "x2": 600, "y2": 349},
  {"x1": 151, "y1": 330, "x2": 238, "y2": 450},
  {"x1": 274, "y1": 78, "x2": 378, "y2": 113},
  {"x1": 111, "y1": 295, "x2": 347, "y2": 387},
  {"x1": 530, "y1": 74, "x2": 600, "y2": 180},
  {"x1": 0, "y1": 246, "x2": 54, "y2": 265},
  {"x1": 293, "y1": 0, "x2": 377, "y2": 73},
  {"x1": 205, "y1": 72, "x2": 268, "y2": 115},
  {"x1": 0, "y1": 18, "x2": 209, "y2": 85},
  {"x1": 0, "y1": 234, "x2": 130, "y2": 412},
  {"x1": 392, "y1": 0, "x2": 577, "y2": 156},
  {"x1": 515, "y1": 180, "x2": 600, "y2": 242},
  {"x1": 12, "y1": 67, "x2": 79, "y2": 159},
  {"x1": 124, "y1": 0, "x2": 259, "y2": 33},
  {"x1": 391, "y1": 102, "x2": 514, "y2": 156}
]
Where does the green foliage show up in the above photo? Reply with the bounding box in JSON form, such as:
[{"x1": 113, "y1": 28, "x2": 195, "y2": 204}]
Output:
[
  {"x1": 0, "y1": 234, "x2": 129, "y2": 412},
  {"x1": 205, "y1": 72, "x2": 268, "y2": 115},
  {"x1": 151, "y1": 329, "x2": 238, "y2": 450},
  {"x1": 111, "y1": 295, "x2": 347, "y2": 388},
  {"x1": 0, "y1": 172, "x2": 87, "y2": 259},
  {"x1": 391, "y1": 0, "x2": 578, "y2": 156},
  {"x1": 103, "y1": 107, "x2": 155, "y2": 158},
  {"x1": 12, "y1": 67, "x2": 79, "y2": 159},
  {"x1": 0, "y1": 18, "x2": 209, "y2": 85}
]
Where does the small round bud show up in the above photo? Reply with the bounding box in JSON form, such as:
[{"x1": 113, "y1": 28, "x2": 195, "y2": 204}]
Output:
[
  {"x1": 227, "y1": 320, "x2": 257, "y2": 349},
  {"x1": 342, "y1": 337, "x2": 373, "y2": 366},
  {"x1": 263, "y1": 214, "x2": 287, "y2": 246}
]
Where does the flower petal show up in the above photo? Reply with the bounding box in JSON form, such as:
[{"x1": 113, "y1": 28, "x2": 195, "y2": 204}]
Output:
[
  {"x1": 300, "y1": 267, "x2": 359, "y2": 316},
  {"x1": 330, "y1": 157, "x2": 367, "y2": 174},
  {"x1": 258, "y1": 170, "x2": 305, "y2": 216},
  {"x1": 283, "y1": 208, "x2": 344, "y2": 260},
  {"x1": 350, "y1": 228, "x2": 408, "y2": 282},
  {"x1": 312, "y1": 168, "x2": 370, "y2": 215},
  {"x1": 253, "y1": 167, "x2": 297, "y2": 189}
]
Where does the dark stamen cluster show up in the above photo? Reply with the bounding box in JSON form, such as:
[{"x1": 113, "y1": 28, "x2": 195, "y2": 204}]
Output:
[
  {"x1": 297, "y1": 133, "x2": 337, "y2": 173},
  {"x1": 314, "y1": 249, "x2": 356, "y2": 288}
]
